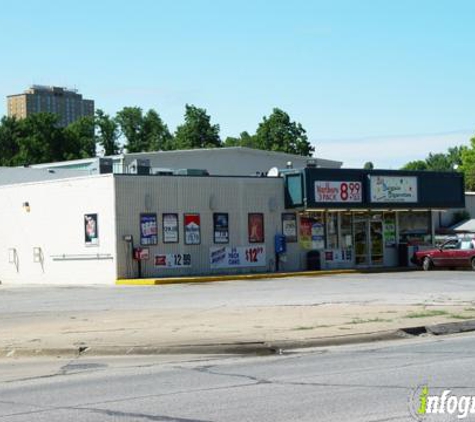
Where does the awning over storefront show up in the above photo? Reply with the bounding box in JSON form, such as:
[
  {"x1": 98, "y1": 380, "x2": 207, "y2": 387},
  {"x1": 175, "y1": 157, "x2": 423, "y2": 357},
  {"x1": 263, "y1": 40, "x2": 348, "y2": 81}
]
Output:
[{"x1": 284, "y1": 168, "x2": 465, "y2": 210}]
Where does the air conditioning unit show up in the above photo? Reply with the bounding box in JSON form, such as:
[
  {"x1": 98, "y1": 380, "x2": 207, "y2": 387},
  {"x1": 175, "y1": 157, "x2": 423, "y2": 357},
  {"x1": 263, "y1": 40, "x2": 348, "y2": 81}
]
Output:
[
  {"x1": 99, "y1": 158, "x2": 113, "y2": 174},
  {"x1": 129, "y1": 159, "x2": 151, "y2": 175},
  {"x1": 174, "y1": 169, "x2": 209, "y2": 176}
]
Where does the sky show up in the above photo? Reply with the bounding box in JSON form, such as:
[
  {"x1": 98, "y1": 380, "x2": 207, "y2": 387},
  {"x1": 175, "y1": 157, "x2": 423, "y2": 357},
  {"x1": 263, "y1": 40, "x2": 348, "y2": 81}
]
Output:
[{"x1": 1, "y1": 0, "x2": 474, "y2": 168}]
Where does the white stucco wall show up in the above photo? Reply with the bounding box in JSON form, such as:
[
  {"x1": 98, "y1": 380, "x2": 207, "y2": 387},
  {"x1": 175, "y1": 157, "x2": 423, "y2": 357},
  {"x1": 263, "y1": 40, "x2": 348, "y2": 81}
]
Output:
[{"x1": 0, "y1": 175, "x2": 117, "y2": 284}]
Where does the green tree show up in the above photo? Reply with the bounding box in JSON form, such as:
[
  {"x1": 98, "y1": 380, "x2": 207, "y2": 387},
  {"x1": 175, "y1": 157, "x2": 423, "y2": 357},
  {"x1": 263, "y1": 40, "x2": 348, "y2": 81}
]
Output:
[
  {"x1": 0, "y1": 116, "x2": 21, "y2": 166},
  {"x1": 15, "y1": 113, "x2": 64, "y2": 165},
  {"x1": 63, "y1": 116, "x2": 96, "y2": 160},
  {"x1": 142, "y1": 109, "x2": 173, "y2": 151},
  {"x1": 461, "y1": 137, "x2": 475, "y2": 190},
  {"x1": 363, "y1": 161, "x2": 374, "y2": 170},
  {"x1": 254, "y1": 108, "x2": 314, "y2": 156},
  {"x1": 224, "y1": 131, "x2": 257, "y2": 148},
  {"x1": 174, "y1": 104, "x2": 221, "y2": 149},
  {"x1": 402, "y1": 160, "x2": 428, "y2": 171},
  {"x1": 95, "y1": 109, "x2": 120, "y2": 156},
  {"x1": 116, "y1": 107, "x2": 172, "y2": 152},
  {"x1": 115, "y1": 107, "x2": 144, "y2": 152}
]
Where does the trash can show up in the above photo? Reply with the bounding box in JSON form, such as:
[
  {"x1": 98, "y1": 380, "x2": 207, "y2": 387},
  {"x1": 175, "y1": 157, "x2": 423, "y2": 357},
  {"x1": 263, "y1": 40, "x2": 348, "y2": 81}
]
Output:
[
  {"x1": 307, "y1": 250, "x2": 321, "y2": 271},
  {"x1": 398, "y1": 243, "x2": 408, "y2": 267}
]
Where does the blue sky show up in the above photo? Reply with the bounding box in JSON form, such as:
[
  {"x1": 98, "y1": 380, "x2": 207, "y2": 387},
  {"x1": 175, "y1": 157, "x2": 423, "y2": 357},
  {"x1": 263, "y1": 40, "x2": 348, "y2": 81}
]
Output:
[{"x1": 1, "y1": 0, "x2": 474, "y2": 167}]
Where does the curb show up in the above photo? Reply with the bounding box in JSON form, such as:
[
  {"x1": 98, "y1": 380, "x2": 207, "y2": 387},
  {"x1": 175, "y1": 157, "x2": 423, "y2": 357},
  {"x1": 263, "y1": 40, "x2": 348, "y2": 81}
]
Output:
[
  {"x1": 3, "y1": 318, "x2": 473, "y2": 359},
  {"x1": 0, "y1": 331, "x2": 405, "y2": 359},
  {"x1": 116, "y1": 267, "x2": 417, "y2": 286}
]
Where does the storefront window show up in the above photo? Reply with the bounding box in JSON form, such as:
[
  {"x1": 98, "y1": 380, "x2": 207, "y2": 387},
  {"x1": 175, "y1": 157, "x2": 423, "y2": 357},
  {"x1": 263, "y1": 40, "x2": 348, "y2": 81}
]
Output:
[
  {"x1": 326, "y1": 212, "x2": 339, "y2": 249},
  {"x1": 398, "y1": 211, "x2": 431, "y2": 245},
  {"x1": 340, "y1": 213, "x2": 353, "y2": 249},
  {"x1": 299, "y1": 212, "x2": 325, "y2": 250}
]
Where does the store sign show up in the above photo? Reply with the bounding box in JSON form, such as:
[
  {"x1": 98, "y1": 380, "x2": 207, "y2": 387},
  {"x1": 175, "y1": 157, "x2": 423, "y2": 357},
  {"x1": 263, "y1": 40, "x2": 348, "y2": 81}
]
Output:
[
  {"x1": 370, "y1": 176, "x2": 418, "y2": 203},
  {"x1": 213, "y1": 213, "x2": 229, "y2": 244},
  {"x1": 314, "y1": 181, "x2": 362, "y2": 203},
  {"x1": 282, "y1": 213, "x2": 297, "y2": 242},
  {"x1": 210, "y1": 246, "x2": 266, "y2": 269},
  {"x1": 140, "y1": 213, "x2": 158, "y2": 245},
  {"x1": 184, "y1": 214, "x2": 201, "y2": 245},
  {"x1": 299, "y1": 217, "x2": 325, "y2": 250},
  {"x1": 134, "y1": 248, "x2": 150, "y2": 261},
  {"x1": 84, "y1": 213, "x2": 99, "y2": 246},
  {"x1": 154, "y1": 253, "x2": 191, "y2": 268},
  {"x1": 163, "y1": 214, "x2": 179, "y2": 243}
]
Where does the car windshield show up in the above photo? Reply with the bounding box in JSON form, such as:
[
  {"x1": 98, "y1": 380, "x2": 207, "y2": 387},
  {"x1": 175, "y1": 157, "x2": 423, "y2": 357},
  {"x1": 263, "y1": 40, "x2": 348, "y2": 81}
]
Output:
[{"x1": 443, "y1": 240, "x2": 461, "y2": 250}]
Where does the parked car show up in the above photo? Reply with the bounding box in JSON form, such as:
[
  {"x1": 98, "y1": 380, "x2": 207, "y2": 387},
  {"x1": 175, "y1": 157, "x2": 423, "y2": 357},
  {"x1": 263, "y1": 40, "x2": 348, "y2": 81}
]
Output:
[{"x1": 412, "y1": 238, "x2": 475, "y2": 271}]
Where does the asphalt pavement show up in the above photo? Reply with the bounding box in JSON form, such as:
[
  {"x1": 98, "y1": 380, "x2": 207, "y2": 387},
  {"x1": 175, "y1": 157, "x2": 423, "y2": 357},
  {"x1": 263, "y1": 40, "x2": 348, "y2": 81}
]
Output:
[
  {"x1": 2, "y1": 271, "x2": 475, "y2": 357},
  {"x1": 1, "y1": 332, "x2": 475, "y2": 421}
]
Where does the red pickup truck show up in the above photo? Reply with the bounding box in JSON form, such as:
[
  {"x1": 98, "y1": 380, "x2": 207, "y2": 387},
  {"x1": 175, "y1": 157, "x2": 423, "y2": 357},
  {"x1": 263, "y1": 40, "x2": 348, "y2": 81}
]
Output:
[{"x1": 412, "y1": 238, "x2": 475, "y2": 271}]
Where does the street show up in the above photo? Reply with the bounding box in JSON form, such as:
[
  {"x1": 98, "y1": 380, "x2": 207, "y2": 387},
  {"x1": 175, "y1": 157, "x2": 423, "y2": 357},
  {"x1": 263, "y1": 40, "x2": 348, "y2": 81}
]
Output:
[
  {"x1": 1, "y1": 332, "x2": 475, "y2": 421},
  {"x1": 2, "y1": 271, "x2": 475, "y2": 313}
]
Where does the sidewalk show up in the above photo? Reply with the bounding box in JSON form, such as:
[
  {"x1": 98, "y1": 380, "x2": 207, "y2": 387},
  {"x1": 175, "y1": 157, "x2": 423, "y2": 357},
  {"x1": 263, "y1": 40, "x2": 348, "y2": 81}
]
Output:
[{"x1": 2, "y1": 301, "x2": 475, "y2": 358}]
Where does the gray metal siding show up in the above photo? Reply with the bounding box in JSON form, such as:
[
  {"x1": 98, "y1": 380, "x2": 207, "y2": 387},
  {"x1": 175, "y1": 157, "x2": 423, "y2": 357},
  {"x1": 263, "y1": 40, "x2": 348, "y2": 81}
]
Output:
[{"x1": 114, "y1": 175, "x2": 300, "y2": 278}]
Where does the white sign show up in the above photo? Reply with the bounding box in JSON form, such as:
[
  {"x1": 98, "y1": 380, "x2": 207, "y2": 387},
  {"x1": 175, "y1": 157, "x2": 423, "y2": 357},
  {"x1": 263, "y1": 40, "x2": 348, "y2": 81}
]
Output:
[
  {"x1": 314, "y1": 181, "x2": 362, "y2": 203},
  {"x1": 210, "y1": 246, "x2": 266, "y2": 269},
  {"x1": 370, "y1": 176, "x2": 418, "y2": 203},
  {"x1": 154, "y1": 253, "x2": 191, "y2": 268}
]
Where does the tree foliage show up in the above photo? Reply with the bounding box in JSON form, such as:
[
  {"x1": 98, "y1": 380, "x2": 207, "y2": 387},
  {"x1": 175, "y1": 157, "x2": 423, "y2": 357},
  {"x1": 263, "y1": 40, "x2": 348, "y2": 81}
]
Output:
[
  {"x1": 253, "y1": 108, "x2": 314, "y2": 156},
  {"x1": 114, "y1": 107, "x2": 173, "y2": 153},
  {"x1": 402, "y1": 146, "x2": 465, "y2": 172},
  {"x1": 95, "y1": 109, "x2": 120, "y2": 156},
  {"x1": 363, "y1": 161, "x2": 374, "y2": 170},
  {"x1": 0, "y1": 104, "x2": 319, "y2": 166},
  {"x1": 174, "y1": 104, "x2": 221, "y2": 149}
]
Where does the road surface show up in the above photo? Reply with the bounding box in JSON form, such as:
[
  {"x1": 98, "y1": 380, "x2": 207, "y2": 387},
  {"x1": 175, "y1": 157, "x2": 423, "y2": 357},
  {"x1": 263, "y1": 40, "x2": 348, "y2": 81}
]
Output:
[{"x1": 1, "y1": 333, "x2": 475, "y2": 421}]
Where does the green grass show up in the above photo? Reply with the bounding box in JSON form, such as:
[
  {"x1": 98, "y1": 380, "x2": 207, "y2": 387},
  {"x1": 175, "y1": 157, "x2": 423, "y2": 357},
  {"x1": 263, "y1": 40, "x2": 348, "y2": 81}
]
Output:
[
  {"x1": 347, "y1": 317, "x2": 393, "y2": 325},
  {"x1": 405, "y1": 310, "x2": 448, "y2": 319},
  {"x1": 449, "y1": 314, "x2": 475, "y2": 320},
  {"x1": 292, "y1": 325, "x2": 331, "y2": 331}
]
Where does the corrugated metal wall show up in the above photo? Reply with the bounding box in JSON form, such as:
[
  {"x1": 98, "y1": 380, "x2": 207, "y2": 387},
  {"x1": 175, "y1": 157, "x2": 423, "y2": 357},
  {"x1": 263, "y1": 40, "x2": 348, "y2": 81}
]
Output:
[{"x1": 114, "y1": 175, "x2": 301, "y2": 278}]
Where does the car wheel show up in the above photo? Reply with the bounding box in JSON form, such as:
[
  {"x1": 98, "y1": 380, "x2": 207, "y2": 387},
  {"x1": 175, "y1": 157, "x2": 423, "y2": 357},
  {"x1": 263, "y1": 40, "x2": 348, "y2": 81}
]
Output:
[
  {"x1": 471, "y1": 258, "x2": 475, "y2": 271},
  {"x1": 422, "y1": 257, "x2": 433, "y2": 271}
]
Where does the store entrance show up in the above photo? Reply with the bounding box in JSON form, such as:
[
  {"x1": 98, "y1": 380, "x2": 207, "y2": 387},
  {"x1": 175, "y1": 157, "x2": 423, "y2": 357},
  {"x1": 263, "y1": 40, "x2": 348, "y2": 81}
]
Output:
[{"x1": 354, "y1": 215, "x2": 384, "y2": 266}]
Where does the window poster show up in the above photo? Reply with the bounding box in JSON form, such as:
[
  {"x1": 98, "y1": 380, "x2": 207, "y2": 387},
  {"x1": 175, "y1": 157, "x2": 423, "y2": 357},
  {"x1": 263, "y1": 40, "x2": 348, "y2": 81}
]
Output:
[
  {"x1": 213, "y1": 213, "x2": 229, "y2": 244},
  {"x1": 84, "y1": 213, "x2": 99, "y2": 246},
  {"x1": 282, "y1": 213, "x2": 297, "y2": 242},
  {"x1": 140, "y1": 213, "x2": 158, "y2": 245},
  {"x1": 248, "y1": 213, "x2": 264, "y2": 243},
  {"x1": 163, "y1": 213, "x2": 179, "y2": 243},
  {"x1": 184, "y1": 213, "x2": 201, "y2": 245}
]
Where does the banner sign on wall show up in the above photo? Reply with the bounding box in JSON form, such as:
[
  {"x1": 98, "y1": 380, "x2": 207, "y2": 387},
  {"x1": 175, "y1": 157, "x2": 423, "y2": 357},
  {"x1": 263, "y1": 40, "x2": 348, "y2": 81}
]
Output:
[
  {"x1": 163, "y1": 213, "x2": 179, "y2": 243},
  {"x1": 370, "y1": 176, "x2": 418, "y2": 203},
  {"x1": 210, "y1": 246, "x2": 266, "y2": 269},
  {"x1": 299, "y1": 217, "x2": 325, "y2": 250},
  {"x1": 140, "y1": 213, "x2": 158, "y2": 245},
  {"x1": 213, "y1": 213, "x2": 229, "y2": 244},
  {"x1": 282, "y1": 213, "x2": 297, "y2": 242},
  {"x1": 314, "y1": 181, "x2": 363, "y2": 203},
  {"x1": 155, "y1": 253, "x2": 191, "y2": 268},
  {"x1": 383, "y1": 216, "x2": 397, "y2": 247},
  {"x1": 248, "y1": 213, "x2": 264, "y2": 243},
  {"x1": 184, "y1": 214, "x2": 201, "y2": 245},
  {"x1": 84, "y1": 213, "x2": 99, "y2": 246}
]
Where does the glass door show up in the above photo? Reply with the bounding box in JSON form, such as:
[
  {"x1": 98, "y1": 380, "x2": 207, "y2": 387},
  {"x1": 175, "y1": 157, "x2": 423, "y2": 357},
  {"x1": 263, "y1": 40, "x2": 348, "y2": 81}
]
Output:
[
  {"x1": 370, "y1": 221, "x2": 384, "y2": 265},
  {"x1": 354, "y1": 220, "x2": 368, "y2": 266}
]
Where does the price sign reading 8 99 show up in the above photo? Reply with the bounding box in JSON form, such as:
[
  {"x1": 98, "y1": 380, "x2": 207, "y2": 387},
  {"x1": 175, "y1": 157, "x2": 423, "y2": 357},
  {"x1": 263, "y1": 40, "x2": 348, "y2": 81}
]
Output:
[
  {"x1": 339, "y1": 182, "x2": 362, "y2": 202},
  {"x1": 314, "y1": 181, "x2": 363, "y2": 203}
]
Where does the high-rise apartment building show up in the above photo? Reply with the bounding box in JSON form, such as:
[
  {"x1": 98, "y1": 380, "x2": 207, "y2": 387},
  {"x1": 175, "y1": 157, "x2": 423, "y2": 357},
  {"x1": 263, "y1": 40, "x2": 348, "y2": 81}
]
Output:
[{"x1": 7, "y1": 85, "x2": 94, "y2": 127}]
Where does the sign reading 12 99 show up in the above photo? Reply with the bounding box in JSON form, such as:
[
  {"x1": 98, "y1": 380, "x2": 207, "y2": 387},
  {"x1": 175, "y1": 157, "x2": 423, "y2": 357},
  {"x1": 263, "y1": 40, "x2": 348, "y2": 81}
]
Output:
[{"x1": 314, "y1": 181, "x2": 363, "y2": 203}]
